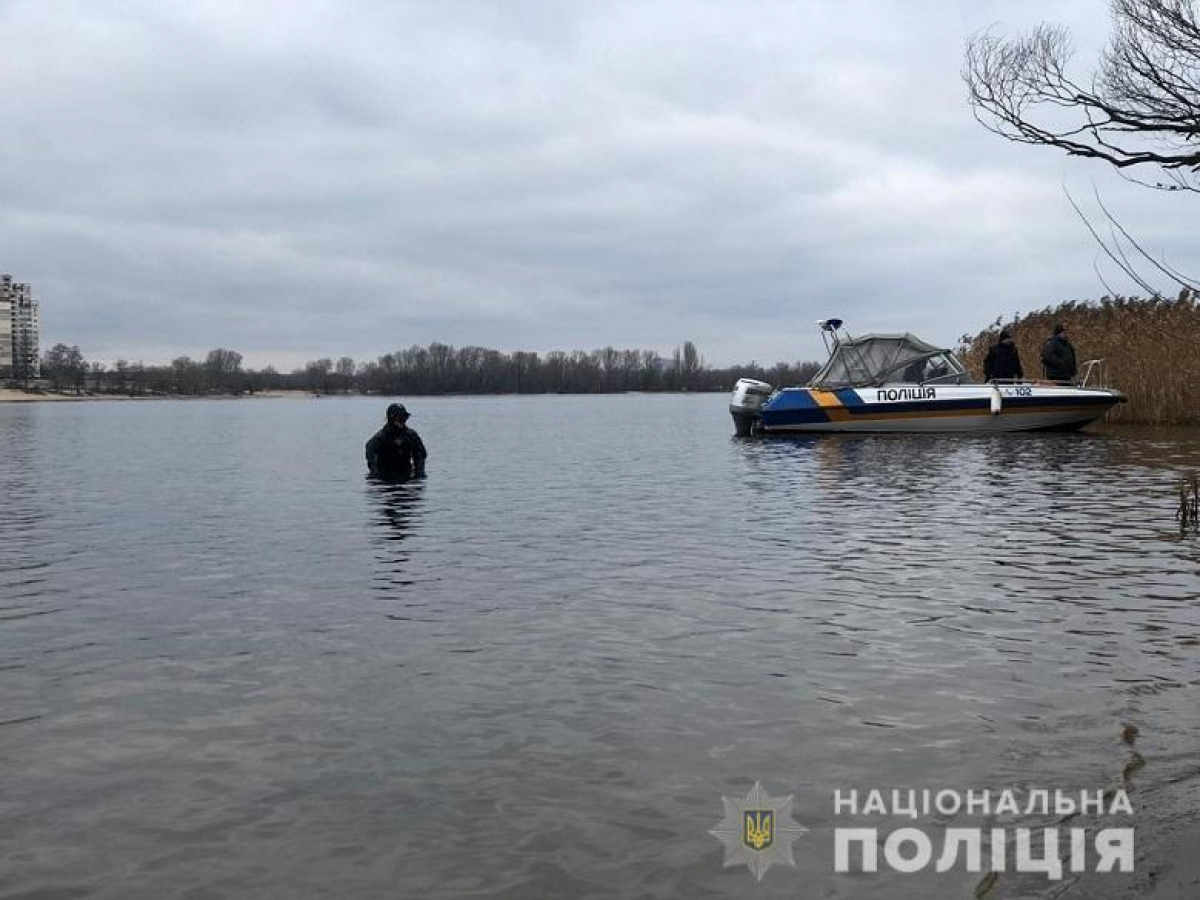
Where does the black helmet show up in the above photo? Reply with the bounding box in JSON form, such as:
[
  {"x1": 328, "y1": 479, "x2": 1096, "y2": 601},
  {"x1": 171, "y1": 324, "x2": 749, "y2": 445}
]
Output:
[{"x1": 386, "y1": 403, "x2": 410, "y2": 422}]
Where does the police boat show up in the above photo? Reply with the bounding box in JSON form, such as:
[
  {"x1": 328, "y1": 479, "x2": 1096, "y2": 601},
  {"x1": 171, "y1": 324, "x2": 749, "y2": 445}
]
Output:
[{"x1": 730, "y1": 319, "x2": 1125, "y2": 435}]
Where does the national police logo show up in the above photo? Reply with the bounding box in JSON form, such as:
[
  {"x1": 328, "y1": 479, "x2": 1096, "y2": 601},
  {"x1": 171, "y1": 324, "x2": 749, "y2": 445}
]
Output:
[
  {"x1": 744, "y1": 809, "x2": 774, "y2": 851},
  {"x1": 710, "y1": 782, "x2": 807, "y2": 881}
]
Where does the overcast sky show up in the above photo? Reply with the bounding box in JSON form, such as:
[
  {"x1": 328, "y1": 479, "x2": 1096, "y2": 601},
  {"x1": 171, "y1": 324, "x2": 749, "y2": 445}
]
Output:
[{"x1": 1, "y1": 0, "x2": 1195, "y2": 368}]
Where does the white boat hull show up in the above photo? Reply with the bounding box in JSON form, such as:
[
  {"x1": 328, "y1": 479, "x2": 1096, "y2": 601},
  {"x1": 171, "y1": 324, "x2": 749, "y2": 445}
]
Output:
[{"x1": 743, "y1": 384, "x2": 1124, "y2": 434}]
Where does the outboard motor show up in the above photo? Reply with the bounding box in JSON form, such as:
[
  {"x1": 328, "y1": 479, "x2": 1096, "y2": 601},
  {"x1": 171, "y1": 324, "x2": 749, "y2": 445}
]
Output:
[{"x1": 730, "y1": 378, "x2": 773, "y2": 436}]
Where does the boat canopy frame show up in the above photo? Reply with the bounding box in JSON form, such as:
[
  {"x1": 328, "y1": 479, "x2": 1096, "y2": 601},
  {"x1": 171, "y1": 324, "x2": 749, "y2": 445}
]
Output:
[{"x1": 809, "y1": 331, "x2": 969, "y2": 388}]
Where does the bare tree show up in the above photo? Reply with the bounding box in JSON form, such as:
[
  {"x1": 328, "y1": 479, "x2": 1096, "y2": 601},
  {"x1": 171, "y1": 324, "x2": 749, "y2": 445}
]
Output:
[
  {"x1": 680, "y1": 340, "x2": 702, "y2": 390},
  {"x1": 598, "y1": 346, "x2": 620, "y2": 391},
  {"x1": 306, "y1": 357, "x2": 334, "y2": 393},
  {"x1": 41, "y1": 344, "x2": 70, "y2": 391},
  {"x1": 65, "y1": 346, "x2": 86, "y2": 394},
  {"x1": 965, "y1": 0, "x2": 1200, "y2": 190},
  {"x1": 335, "y1": 356, "x2": 356, "y2": 393},
  {"x1": 205, "y1": 348, "x2": 243, "y2": 392},
  {"x1": 171, "y1": 356, "x2": 203, "y2": 394},
  {"x1": 512, "y1": 351, "x2": 536, "y2": 393}
]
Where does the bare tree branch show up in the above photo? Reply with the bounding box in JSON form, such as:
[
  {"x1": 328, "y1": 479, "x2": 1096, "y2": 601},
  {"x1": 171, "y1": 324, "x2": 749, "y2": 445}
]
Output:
[
  {"x1": 1063, "y1": 185, "x2": 1161, "y2": 294},
  {"x1": 965, "y1": 1, "x2": 1200, "y2": 190},
  {"x1": 1092, "y1": 184, "x2": 1200, "y2": 289}
]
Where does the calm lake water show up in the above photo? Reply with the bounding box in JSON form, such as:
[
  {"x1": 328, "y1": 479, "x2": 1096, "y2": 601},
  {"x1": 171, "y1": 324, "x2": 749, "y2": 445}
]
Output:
[{"x1": 1, "y1": 395, "x2": 1198, "y2": 900}]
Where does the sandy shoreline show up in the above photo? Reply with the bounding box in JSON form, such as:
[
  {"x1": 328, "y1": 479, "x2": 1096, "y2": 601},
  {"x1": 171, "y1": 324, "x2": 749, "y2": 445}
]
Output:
[{"x1": 0, "y1": 389, "x2": 315, "y2": 403}]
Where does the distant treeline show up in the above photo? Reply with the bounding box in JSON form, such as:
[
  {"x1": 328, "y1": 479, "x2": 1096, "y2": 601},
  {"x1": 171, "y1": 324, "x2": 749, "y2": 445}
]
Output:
[
  {"x1": 36, "y1": 341, "x2": 820, "y2": 397},
  {"x1": 959, "y1": 291, "x2": 1199, "y2": 425}
]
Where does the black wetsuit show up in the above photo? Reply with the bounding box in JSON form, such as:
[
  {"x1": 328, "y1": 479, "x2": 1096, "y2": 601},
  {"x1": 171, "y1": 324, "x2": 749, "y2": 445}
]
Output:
[{"x1": 365, "y1": 422, "x2": 427, "y2": 479}]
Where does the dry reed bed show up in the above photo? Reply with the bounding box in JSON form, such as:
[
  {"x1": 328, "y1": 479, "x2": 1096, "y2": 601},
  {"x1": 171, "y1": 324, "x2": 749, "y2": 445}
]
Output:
[{"x1": 958, "y1": 293, "x2": 1200, "y2": 425}]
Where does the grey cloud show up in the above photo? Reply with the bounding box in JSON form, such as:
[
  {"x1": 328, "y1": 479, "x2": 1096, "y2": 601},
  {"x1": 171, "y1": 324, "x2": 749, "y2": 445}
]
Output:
[{"x1": 1, "y1": 0, "x2": 1194, "y2": 368}]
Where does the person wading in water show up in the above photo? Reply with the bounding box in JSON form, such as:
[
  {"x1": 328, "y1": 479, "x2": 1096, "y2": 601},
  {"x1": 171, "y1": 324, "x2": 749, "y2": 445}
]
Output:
[{"x1": 365, "y1": 403, "x2": 427, "y2": 480}]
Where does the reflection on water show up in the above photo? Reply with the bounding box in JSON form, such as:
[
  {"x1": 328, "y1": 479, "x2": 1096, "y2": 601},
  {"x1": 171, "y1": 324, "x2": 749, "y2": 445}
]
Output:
[
  {"x1": 368, "y1": 476, "x2": 426, "y2": 593},
  {"x1": 0, "y1": 411, "x2": 52, "y2": 641},
  {"x1": 0, "y1": 398, "x2": 1197, "y2": 900},
  {"x1": 367, "y1": 476, "x2": 426, "y2": 544}
]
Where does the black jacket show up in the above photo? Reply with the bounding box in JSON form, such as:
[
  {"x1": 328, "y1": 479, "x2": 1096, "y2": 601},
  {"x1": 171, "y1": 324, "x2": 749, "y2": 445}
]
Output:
[
  {"x1": 1040, "y1": 335, "x2": 1077, "y2": 382},
  {"x1": 984, "y1": 340, "x2": 1023, "y2": 381},
  {"x1": 365, "y1": 422, "x2": 427, "y2": 479}
]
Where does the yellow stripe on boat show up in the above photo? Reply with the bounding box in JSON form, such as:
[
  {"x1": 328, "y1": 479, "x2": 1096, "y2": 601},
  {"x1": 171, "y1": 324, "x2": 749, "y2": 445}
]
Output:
[{"x1": 808, "y1": 389, "x2": 852, "y2": 421}]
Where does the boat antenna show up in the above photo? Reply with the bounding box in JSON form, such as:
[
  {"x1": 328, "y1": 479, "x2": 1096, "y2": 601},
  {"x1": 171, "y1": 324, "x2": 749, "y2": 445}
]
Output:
[
  {"x1": 817, "y1": 318, "x2": 844, "y2": 356},
  {"x1": 816, "y1": 318, "x2": 877, "y2": 386}
]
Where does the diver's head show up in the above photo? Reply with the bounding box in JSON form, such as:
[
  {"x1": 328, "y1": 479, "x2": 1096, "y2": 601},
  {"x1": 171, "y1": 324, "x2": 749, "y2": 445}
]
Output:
[{"x1": 386, "y1": 403, "x2": 410, "y2": 425}]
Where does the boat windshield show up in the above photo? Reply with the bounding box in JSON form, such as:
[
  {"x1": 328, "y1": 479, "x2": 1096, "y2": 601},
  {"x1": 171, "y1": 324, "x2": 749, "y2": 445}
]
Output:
[{"x1": 810, "y1": 333, "x2": 969, "y2": 387}]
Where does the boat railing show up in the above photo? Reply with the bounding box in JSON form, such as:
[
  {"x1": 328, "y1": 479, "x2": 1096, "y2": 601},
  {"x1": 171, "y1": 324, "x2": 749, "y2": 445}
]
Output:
[
  {"x1": 986, "y1": 360, "x2": 1113, "y2": 390},
  {"x1": 1078, "y1": 359, "x2": 1109, "y2": 389}
]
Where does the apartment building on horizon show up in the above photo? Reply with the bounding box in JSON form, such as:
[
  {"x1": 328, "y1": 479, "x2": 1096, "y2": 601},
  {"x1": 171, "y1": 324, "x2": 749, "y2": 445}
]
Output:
[{"x1": 1, "y1": 274, "x2": 40, "y2": 382}]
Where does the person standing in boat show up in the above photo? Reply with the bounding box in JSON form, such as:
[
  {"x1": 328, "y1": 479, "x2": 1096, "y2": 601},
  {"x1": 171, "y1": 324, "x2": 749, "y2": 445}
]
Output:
[
  {"x1": 983, "y1": 329, "x2": 1024, "y2": 382},
  {"x1": 1040, "y1": 323, "x2": 1078, "y2": 383},
  {"x1": 366, "y1": 403, "x2": 427, "y2": 480}
]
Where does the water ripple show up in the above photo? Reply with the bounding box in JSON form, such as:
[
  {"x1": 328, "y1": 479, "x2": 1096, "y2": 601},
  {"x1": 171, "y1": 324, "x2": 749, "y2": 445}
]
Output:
[{"x1": 0, "y1": 398, "x2": 1198, "y2": 898}]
